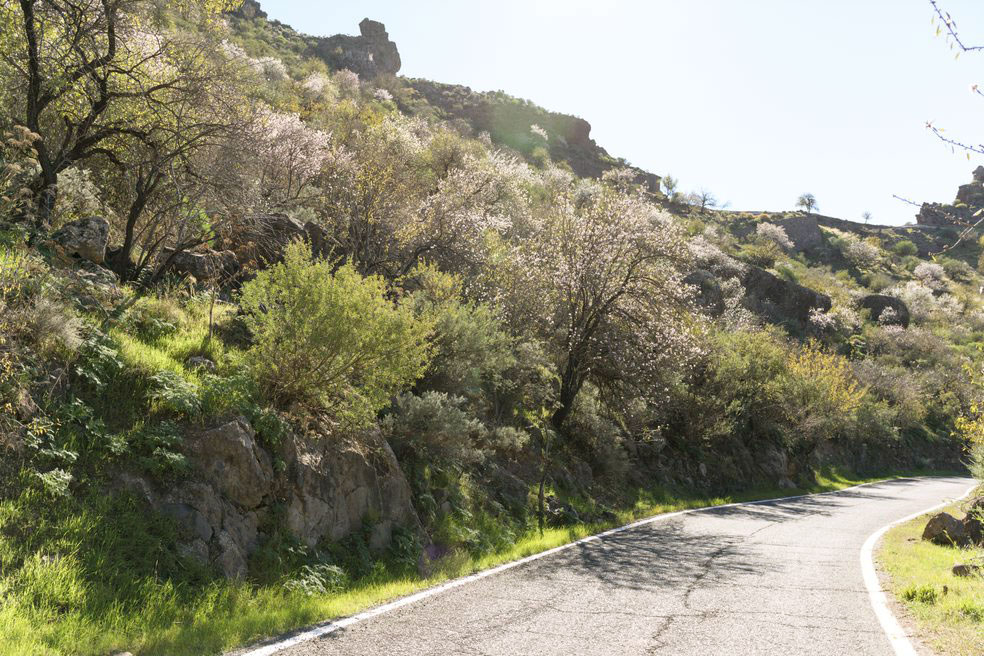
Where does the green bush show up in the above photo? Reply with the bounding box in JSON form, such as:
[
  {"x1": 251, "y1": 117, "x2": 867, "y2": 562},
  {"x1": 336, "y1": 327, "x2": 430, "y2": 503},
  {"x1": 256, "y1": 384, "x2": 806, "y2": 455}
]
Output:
[
  {"x1": 240, "y1": 241, "x2": 433, "y2": 425},
  {"x1": 969, "y1": 442, "x2": 984, "y2": 483},
  {"x1": 939, "y1": 257, "x2": 974, "y2": 282},
  {"x1": 383, "y1": 391, "x2": 488, "y2": 472},
  {"x1": 892, "y1": 240, "x2": 918, "y2": 256},
  {"x1": 411, "y1": 267, "x2": 516, "y2": 401}
]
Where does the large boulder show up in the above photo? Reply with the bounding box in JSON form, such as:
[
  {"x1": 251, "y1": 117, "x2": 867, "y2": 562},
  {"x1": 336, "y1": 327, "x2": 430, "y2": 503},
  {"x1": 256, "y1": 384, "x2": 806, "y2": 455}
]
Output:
[
  {"x1": 917, "y1": 167, "x2": 984, "y2": 226},
  {"x1": 963, "y1": 496, "x2": 984, "y2": 544},
  {"x1": 922, "y1": 512, "x2": 968, "y2": 546},
  {"x1": 225, "y1": 213, "x2": 306, "y2": 265},
  {"x1": 860, "y1": 295, "x2": 910, "y2": 328},
  {"x1": 51, "y1": 216, "x2": 109, "y2": 264},
  {"x1": 684, "y1": 269, "x2": 725, "y2": 317},
  {"x1": 163, "y1": 249, "x2": 238, "y2": 281},
  {"x1": 742, "y1": 265, "x2": 831, "y2": 324}
]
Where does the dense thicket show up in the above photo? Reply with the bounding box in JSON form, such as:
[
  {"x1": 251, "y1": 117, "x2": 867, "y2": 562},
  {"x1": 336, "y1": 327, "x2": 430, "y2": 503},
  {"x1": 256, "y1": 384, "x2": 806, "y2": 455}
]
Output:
[{"x1": 0, "y1": 2, "x2": 982, "y2": 654}]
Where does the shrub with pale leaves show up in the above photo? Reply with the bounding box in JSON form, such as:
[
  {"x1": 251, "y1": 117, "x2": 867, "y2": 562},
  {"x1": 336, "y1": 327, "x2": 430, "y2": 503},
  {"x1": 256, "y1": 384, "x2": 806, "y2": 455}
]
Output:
[
  {"x1": 334, "y1": 69, "x2": 360, "y2": 97},
  {"x1": 755, "y1": 223, "x2": 793, "y2": 251},
  {"x1": 890, "y1": 281, "x2": 936, "y2": 323},
  {"x1": 837, "y1": 234, "x2": 880, "y2": 269},
  {"x1": 914, "y1": 262, "x2": 947, "y2": 292}
]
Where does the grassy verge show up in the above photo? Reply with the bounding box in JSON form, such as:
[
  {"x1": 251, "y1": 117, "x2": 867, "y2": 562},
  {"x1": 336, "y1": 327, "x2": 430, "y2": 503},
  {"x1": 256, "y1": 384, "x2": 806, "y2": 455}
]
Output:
[
  {"x1": 0, "y1": 467, "x2": 952, "y2": 656},
  {"x1": 878, "y1": 489, "x2": 984, "y2": 656}
]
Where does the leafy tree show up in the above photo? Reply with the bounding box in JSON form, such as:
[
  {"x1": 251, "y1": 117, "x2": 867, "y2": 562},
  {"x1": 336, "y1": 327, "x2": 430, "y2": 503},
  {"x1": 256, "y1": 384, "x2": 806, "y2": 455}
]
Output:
[
  {"x1": 688, "y1": 188, "x2": 718, "y2": 210},
  {"x1": 239, "y1": 240, "x2": 433, "y2": 424},
  {"x1": 498, "y1": 180, "x2": 703, "y2": 428},
  {"x1": 795, "y1": 193, "x2": 818, "y2": 214},
  {"x1": 661, "y1": 174, "x2": 678, "y2": 198},
  {"x1": 0, "y1": 0, "x2": 240, "y2": 233}
]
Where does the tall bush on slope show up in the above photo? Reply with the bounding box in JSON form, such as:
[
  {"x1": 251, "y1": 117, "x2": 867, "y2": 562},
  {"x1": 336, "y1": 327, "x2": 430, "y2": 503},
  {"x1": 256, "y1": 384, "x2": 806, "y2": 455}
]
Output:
[{"x1": 239, "y1": 240, "x2": 432, "y2": 425}]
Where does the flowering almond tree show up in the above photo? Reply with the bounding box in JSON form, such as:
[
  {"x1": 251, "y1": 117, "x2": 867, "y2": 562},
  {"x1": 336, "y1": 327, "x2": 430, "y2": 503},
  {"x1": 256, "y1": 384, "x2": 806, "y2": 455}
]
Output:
[
  {"x1": 502, "y1": 179, "x2": 704, "y2": 428},
  {"x1": 0, "y1": 0, "x2": 240, "y2": 230}
]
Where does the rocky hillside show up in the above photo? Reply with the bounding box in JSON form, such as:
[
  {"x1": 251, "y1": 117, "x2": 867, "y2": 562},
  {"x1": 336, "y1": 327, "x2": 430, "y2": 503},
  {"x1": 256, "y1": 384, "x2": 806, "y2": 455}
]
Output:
[{"x1": 0, "y1": 2, "x2": 981, "y2": 655}]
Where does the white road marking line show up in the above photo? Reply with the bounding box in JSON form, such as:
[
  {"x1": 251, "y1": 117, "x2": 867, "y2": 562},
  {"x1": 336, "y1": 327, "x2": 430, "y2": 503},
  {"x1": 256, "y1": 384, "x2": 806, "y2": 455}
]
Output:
[
  {"x1": 860, "y1": 482, "x2": 978, "y2": 656},
  {"x1": 241, "y1": 476, "x2": 968, "y2": 656}
]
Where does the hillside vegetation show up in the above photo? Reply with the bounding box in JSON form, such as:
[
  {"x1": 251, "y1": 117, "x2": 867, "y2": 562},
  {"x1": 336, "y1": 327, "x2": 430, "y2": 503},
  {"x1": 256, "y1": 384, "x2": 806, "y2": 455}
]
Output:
[{"x1": 0, "y1": 1, "x2": 982, "y2": 654}]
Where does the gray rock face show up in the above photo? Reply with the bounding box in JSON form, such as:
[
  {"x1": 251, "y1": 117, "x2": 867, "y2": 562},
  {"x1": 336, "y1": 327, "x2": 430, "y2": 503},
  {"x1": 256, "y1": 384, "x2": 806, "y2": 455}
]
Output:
[
  {"x1": 121, "y1": 418, "x2": 419, "y2": 579},
  {"x1": 51, "y1": 216, "x2": 110, "y2": 264},
  {"x1": 860, "y1": 295, "x2": 910, "y2": 328},
  {"x1": 163, "y1": 249, "x2": 238, "y2": 281},
  {"x1": 772, "y1": 215, "x2": 822, "y2": 251},
  {"x1": 742, "y1": 266, "x2": 832, "y2": 324},
  {"x1": 226, "y1": 213, "x2": 306, "y2": 265},
  {"x1": 922, "y1": 511, "x2": 968, "y2": 546},
  {"x1": 187, "y1": 419, "x2": 274, "y2": 510},
  {"x1": 284, "y1": 427, "x2": 417, "y2": 549},
  {"x1": 313, "y1": 19, "x2": 401, "y2": 79},
  {"x1": 917, "y1": 166, "x2": 984, "y2": 226},
  {"x1": 684, "y1": 270, "x2": 725, "y2": 316}
]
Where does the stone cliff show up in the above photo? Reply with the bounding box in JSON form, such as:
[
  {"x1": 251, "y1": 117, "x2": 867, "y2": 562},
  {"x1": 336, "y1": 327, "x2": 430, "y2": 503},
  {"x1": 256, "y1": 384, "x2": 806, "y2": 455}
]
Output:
[
  {"x1": 917, "y1": 166, "x2": 984, "y2": 226},
  {"x1": 313, "y1": 18, "x2": 402, "y2": 79}
]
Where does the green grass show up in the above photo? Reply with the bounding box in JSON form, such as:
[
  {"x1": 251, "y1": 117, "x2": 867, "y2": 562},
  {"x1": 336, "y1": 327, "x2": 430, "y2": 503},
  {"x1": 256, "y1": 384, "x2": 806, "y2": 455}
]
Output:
[
  {"x1": 878, "y1": 490, "x2": 984, "y2": 656},
  {"x1": 0, "y1": 467, "x2": 952, "y2": 656}
]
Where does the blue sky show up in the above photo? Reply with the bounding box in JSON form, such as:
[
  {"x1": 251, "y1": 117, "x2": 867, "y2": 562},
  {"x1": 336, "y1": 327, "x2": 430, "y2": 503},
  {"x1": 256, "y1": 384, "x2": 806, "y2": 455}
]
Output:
[{"x1": 262, "y1": 1, "x2": 984, "y2": 226}]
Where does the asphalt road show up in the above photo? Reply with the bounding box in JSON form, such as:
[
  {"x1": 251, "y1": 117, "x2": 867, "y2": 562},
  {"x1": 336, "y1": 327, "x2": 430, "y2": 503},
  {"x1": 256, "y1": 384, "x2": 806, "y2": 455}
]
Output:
[{"x1": 242, "y1": 476, "x2": 975, "y2": 656}]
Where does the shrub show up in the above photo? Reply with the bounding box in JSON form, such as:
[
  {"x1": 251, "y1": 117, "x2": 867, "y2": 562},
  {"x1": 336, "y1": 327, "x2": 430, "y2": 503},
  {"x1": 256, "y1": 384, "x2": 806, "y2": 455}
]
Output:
[
  {"x1": 863, "y1": 272, "x2": 893, "y2": 292},
  {"x1": 914, "y1": 262, "x2": 947, "y2": 292},
  {"x1": 410, "y1": 267, "x2": 516, "y2": 400},
  {"x1": 939, "y1": 257, "x2": 974, "y2": 282},
  {"x1": 741, "y1": 240, "x2": 782, "y2": 268},
  {"x1": 890, "y1": 281, "x2": 936, "y2": 323},
  {"x1": 240, "y1": 241, "x2": 432, "y2": 424},
  {"x1": 968, "y1": 442, "x2": 984, "y2": 483},
  {"x1": 835, "y1": 234, "x2": 880, "y2": 269},
  {"x1": 755, "y1": 222, "x2": 793, "y2": 251},
  {"x1": 283, "y1": 563, "x2": 349, "y2": 596},
  {"x1": 892, "y1": 240, "x2": 918, "y2": 256},
  {"x1": 778, "y1": 342, "x2": 864, "y2": 449},
  {"x1": 382, "y1": 391, "x2": 488, "y2": 472}
]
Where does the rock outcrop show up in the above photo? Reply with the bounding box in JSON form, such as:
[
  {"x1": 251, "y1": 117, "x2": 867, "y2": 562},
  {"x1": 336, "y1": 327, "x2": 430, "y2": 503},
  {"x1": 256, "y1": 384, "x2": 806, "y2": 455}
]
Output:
[
  {"x1": 741, "y1": 266, "x2": 832, "y2": 324},
  {"x1": 312, "y1": 18, "x2": 401, "y2": 79},
  {"x1": 121, "y1": 418, "x2": 419, "y2": 578},
  {"x1": 922, "y1": 511, "x2": 968, "y2": 547},
  {"x1": 407, "y1": 79, "x2": 660, "y2": 190},
  {"x1": 162, "y1": 248, "x2": 238, "y2": 281},
  {"x1": 859, "y1": 295, "x2": 910, "y2": 328},
  {"x1": 224, "y1": 213, "x2": 306, "y2": 265},
  {"x1": 51, "y1": 216, "x2": 110, "y2": 265},
  {"x1": 917, "y1": 166, "x2": 984, "y2": 226},
  {"x1": 771, "y1": 214, "x2": 823, "y2": 251}
]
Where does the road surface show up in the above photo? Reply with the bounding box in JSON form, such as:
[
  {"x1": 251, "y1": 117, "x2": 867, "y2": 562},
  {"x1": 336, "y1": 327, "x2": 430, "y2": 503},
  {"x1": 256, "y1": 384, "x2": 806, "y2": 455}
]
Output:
[{"x1": 240, "y1": 476, "x2": 975, "y2": 656}]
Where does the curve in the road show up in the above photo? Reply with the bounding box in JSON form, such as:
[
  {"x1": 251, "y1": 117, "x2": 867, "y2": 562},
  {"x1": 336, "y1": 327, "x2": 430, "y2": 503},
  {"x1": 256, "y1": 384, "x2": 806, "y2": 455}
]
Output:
[
  {"x1": 235, "y1": 476, "x2": 976, "y2": 656},
  {"x1": 860, "y1": 482, "x2": 977, "y2": 656}
]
